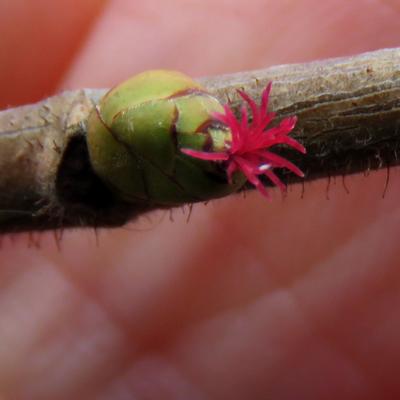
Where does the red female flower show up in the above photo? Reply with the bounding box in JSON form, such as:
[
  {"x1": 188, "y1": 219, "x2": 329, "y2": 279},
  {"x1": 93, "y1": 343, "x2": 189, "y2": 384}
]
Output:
[{"x1": 181, "y1": 82, "x2": 306, "y2": 198}]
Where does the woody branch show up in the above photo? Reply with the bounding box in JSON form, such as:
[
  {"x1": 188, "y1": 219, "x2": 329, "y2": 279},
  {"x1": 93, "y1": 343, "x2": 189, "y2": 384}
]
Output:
[{"x1": 0, "y1": 47, "x2": 399, "y2": 233}]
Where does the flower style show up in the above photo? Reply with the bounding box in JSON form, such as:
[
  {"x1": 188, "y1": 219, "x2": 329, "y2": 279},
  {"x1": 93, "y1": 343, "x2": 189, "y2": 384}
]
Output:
[{"x1": 181, "y1": 82, "x2": 306, "y2": 198}]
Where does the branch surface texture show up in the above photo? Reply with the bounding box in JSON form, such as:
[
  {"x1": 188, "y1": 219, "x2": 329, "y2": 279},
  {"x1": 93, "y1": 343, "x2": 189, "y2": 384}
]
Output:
[{"x1": 1, "y1": 47, "x2": 399, "y2": 232}]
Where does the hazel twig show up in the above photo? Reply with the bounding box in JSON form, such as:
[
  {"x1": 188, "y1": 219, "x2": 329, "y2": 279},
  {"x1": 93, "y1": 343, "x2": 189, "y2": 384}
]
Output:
[{"x1": 0, "y1": 47, "x2": 399, "y2": 233}]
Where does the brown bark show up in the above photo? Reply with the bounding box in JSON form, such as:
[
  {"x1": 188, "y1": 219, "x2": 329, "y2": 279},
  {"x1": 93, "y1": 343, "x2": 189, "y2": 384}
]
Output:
[{"x1": 1, "y1": 47, "x2": 399, "y2": 233}]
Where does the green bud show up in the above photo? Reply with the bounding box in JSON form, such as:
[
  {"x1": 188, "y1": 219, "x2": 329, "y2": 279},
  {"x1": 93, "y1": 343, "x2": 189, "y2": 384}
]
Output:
[{"x1": 87, "y1": 70, "x2": 244, "y2": 206}]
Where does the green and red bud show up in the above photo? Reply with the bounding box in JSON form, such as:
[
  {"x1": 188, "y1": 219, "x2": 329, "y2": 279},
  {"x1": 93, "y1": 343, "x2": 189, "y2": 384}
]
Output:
[{"x1": 87, "y1": 69, "x2": 304, "y2": 207}]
